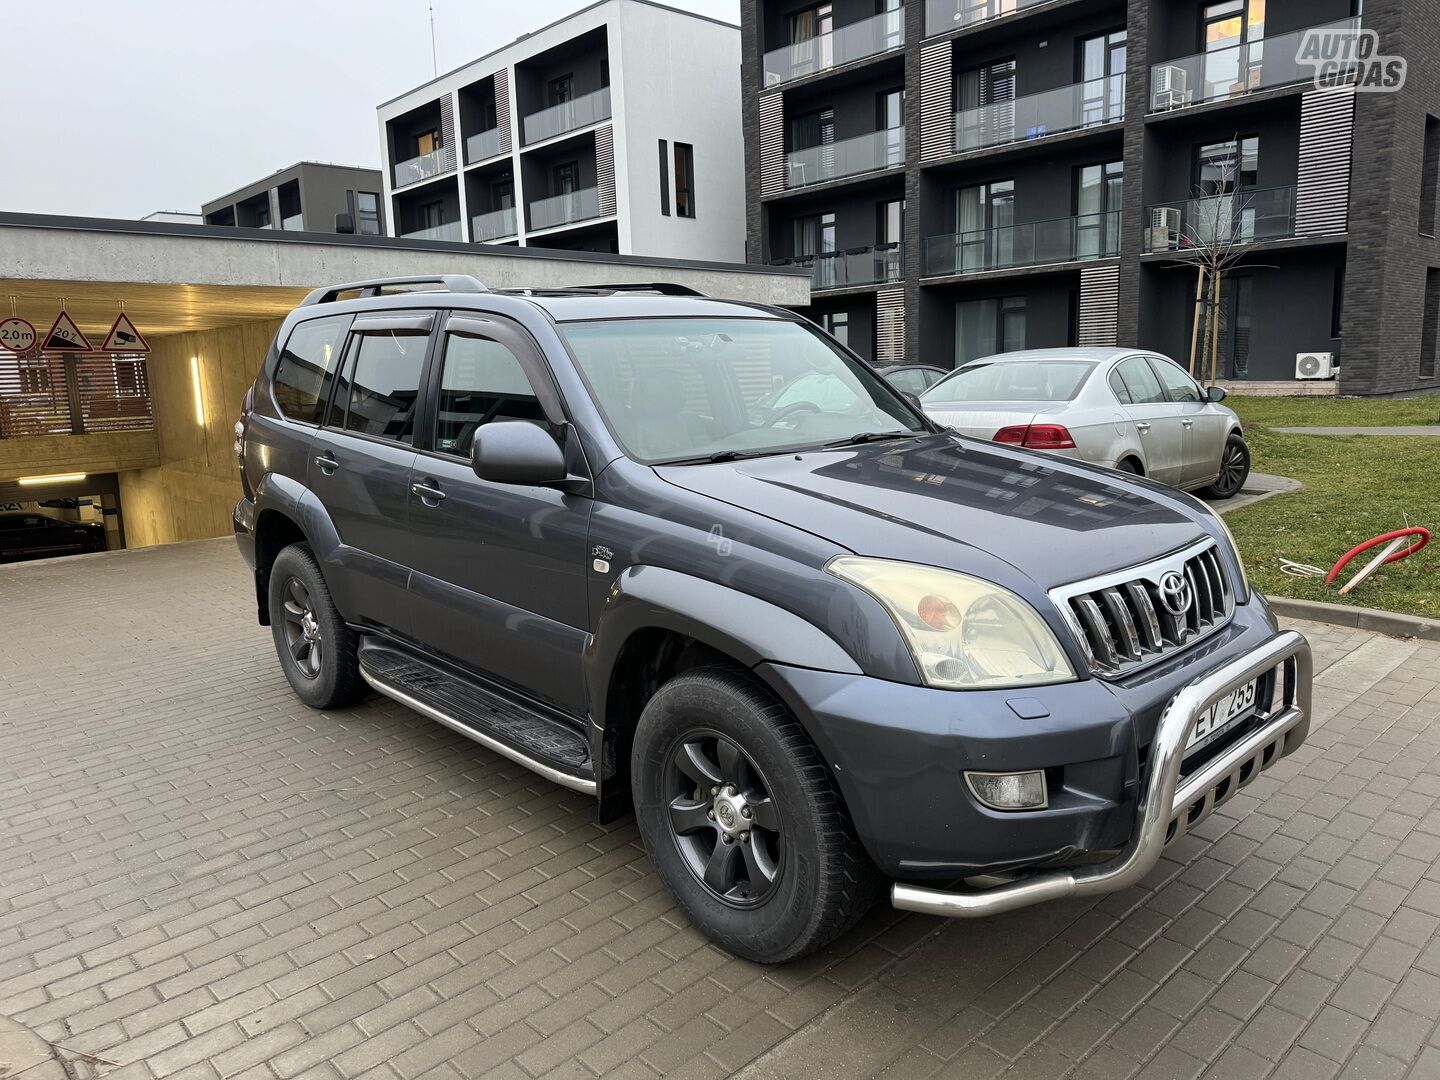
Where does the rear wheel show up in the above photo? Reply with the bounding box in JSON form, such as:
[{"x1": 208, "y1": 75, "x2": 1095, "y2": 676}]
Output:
[
  {"x1": 631, "y1": 666, "x2": 882, "y2": 963},
  {"x1": 1202, "y1": 434, "x2": 1250, "y2": 499},
  {"x1": 1115, "y1": 458, "x2": 1142, "y2": 475},
  {"x1": 268, "y1": 544, "x2": 363, "y2": 709}
]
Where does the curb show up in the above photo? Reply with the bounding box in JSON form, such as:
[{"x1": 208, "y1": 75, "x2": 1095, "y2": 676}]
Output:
[
  {"x1": 0, "y1": 1015, "x2": 67, "y2": 1080},
  {"x1": 1269, "y1": 596, "x2": 1440, "y2": 642}
]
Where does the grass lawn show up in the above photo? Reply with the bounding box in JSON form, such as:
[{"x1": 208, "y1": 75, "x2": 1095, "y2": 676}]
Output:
[{"x1": 1223, "y1": 396, "x2": 1440, "y2": 619}]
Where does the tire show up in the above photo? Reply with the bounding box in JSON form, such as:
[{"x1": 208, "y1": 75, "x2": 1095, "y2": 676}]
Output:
[
  {"x1": 1115, "y1": 458, "x2": 1142, "y2": 475},
  {"x1": 1202, "y1": 433, "x2": 1251, "y2": 499},
  {"x1": 631, "y1": 666, "x2": 883, "y2": 963},
  {"x1": 268, "y1": 543, "x2": 364, "y2": 710}
]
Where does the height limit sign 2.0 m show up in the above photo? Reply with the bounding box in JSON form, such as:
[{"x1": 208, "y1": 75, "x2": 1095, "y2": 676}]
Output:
[{"x1": 0, "y1": 317, "x2": 37, "y2": 353}]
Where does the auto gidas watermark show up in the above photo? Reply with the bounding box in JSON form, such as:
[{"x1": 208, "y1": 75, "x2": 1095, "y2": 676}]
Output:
[{"x1": 1298, "y1": 27, "x2": 1406, "y2": 92}]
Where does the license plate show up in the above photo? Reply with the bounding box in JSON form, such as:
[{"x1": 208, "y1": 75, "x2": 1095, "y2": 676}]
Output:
[{"x1": 1186, "y1": 679, "x2": 1259, "y2": 756}]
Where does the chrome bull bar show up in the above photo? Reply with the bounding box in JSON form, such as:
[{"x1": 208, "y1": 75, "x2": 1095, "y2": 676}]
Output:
[{"x1": 892, "y1": 629, "x2": 1312, "y2": 919}]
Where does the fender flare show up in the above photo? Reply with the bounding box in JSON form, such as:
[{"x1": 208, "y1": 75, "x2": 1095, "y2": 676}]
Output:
[{"x1": 250, "y1": 474, "x2": 347, "y2": 617}]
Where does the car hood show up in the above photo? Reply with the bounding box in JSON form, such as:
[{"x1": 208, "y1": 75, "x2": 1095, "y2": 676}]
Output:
[
  {"x1": 921, "y1": 400, "x2": 1068, "y2": 440},
  {"x1": 654, "y1": 433, "x2": 1209, "y2": 590}
]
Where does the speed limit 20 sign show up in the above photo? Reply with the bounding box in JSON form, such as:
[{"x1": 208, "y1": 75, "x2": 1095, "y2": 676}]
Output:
[{"x1": 0, "y1": 317, "x2": 37, "y2": 353}]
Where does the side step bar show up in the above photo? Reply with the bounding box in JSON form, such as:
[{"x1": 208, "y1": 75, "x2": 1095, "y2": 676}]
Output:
[{"x1": 358, "y1": 641, "x2": 597, "y2": 796}]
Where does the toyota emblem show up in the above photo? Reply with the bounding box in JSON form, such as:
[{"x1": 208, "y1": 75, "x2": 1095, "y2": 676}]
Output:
[{"x1": 1158, "y1": 571, "x2": 1193, "y2": 617}]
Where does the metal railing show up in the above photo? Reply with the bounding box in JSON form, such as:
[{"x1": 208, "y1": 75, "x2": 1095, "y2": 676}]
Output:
[
  {"x1": 399, "y1": 221, "x2": 464, "y2": 242},
  {"x1": 0, "y1": 352, "x2": 153, "y2": 439},
  {"x1": 393, "y1": 148, "x2": 452, "y2": 188},
  {"x1": 773, "y1": 244, "x2": 905, "y2": 290},
  {"x1": 1143, "y1": 186, "x2": 1297, "y2": 252},
  {"x1": 529, "y1": 187, "x2": 602, "y2": 231},
  {"x1": 925, "y1": 0, "x2": 1051, "y2": 38},
  {"x1": 472, "y1": 206, "x2": 518, "y2": 241},
  {"x1": 522, "y1": 87, "x2": 612, "y2": 145},
  {"x1": 955, "y1": 75, "x2": 1124, "y2": 153},
  {"x1": 786, "y1": 127, "x2": 904, "y2": 189},
  {"x1": 466, "y1": 127, "x2": 503, "y2": 164},
  {"x1": 923, "y1": 210, "x2": 1121, "y2": 276},
  {"x1": 1150, "y1": 18, "x2": 1360, "y2": 111},
  {"x1": 763, "y1": 9, "x2": 905, "y2": 86}
]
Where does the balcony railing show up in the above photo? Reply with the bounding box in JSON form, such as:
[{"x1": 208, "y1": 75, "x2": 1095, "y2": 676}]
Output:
[
  {"x1": 763, "y1": 9, "x2": 905, "y2": 86},
  {"x1": 955, "y1": 75, "x2": 1124, "y2": 153},
  {"x1": 400, "y1": 221, "x2": 463, "y2": 242},
  {"x1": 0, "y1": 353, "x2": 153, "y2": 439},
  {"x1": 472, "y1": 206, "x2": 518, "y2": 241},
  {"x1": 522, "y1": 87, "x2": 612, "y2": 145},
  {"x1": 926, "y1": 0, "x2": 1051, "y2": 38},
  {"x1": 281, "y1": 214, "x2": 304, "y2": 231},
  {"x1": 923, "y1": 210, "x2": 1120, "y2": 275},
  {"x1": 1150, "y1": 18, "x2": 1360, "y2": 111},
  {"x1": 529, "y1": 186, "x2": 602, "y2": 231},
  {"x1": 466, "y1": 127, "x2": 503, "y2": 164},
  {"x1": 393, "y1": 148, "x2": 453, "y2": 188},
  {"x1": 786, "y1": 127, "x2": 904, "y2": 189},
  {"x1": 1143, "y1": 186, "x2": 1297, "y2": 252},
  {"x1": 773, "y1": 244, "x2": 905, "y2": 290}
]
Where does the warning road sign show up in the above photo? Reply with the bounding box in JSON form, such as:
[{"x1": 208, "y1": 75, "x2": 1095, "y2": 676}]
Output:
[
  {"x1": 42, "y1": 311, "x2": 93, "y2": 352},
  {"x1": 0, "y1": 317, "x2": 38, "y2": 353},
  {"x1": 101, "y1": 313, "x2": 151, "y2": 353}
]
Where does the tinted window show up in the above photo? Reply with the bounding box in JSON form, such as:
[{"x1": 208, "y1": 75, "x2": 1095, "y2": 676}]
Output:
[
  {"x1": 340, "y1": 331, "x2": 427, "y2": 442},
  {"x1": 1108, "y1": 368, "x2": 1133, "y2": 404},
  {"x1": 273, "y1": 316, "x2": 348, "y2": 423},
  {"x1": 886, "y1": 368, "x2": 929, "y2": 395},
  {"x1": 1114, "y1": 356, "x2": 1166, "y2": 404},
  {"x1": 1150, "y1": 358, "x2": 1203, "y2": 402},
  {"x1": 923, "y1": 361, "x2": 1094, "y2": 403},
  {"x1": 435, "y1": 332, "x2": 549, "y2": 457}
]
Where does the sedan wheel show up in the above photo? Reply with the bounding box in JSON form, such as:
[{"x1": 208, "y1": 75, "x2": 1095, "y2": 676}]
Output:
[{"x1": 1203, "y1": 434, "x2": 1251, "y2": 499}]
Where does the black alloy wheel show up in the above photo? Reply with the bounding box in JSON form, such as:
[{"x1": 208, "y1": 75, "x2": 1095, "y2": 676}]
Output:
[{"x1": 1204, "y1": 434, "x2": 1251, "y2": 499}]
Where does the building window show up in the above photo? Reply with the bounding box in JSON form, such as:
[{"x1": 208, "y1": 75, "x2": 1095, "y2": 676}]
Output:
[
  {"x1": 1332, "y1": 267, "x2": 1345, "y2": 338},
  {"x1": 1078, "y1": 30, "x2": 1126, "y2": 124},
  {"x1": 553, "y1": 161, "x2": 580, "y2": 195},
  {"x1": 417, "y1": 128, "x2": 443, "y2": 155},
  {"x1": 1075, "y1": 161, "x2": 1123, "y2": 257},
  {"x1": 418, "y1": 201, "x2": 444, "y2": 230},
  {"x1": 658, "y1": 140, "x2": 671, "y2": 216},
  {"x1": 357, "y1": 192, "x2": 381, "y2": 235},
  {"x1": 789, "y1": 3, "x2": 833, "y2": 75},
  {"x1": 1421, "y1": 269, "x2": 1440, "y2": 379},
  {"x1": 956, "y1": 296, "x2": 1025, "y2": 365},
  {"x1": 819, "y1": 311, "x2": 848, "y2": 347},
  {"x1": 601, "y1": 57, "x2": 610, "y2": 88},
  {"x1": 1422, "y1": 116, "x2": 1439, "y2": 238},
  {"x1": 674, "y1": 142, "x2": 695, "y2": 218},
  {"x1": 548, "y1": 75, "x2": 574, "y2": 106}
]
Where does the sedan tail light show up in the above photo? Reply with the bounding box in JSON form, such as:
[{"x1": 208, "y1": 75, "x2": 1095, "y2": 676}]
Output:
[{"x1": 992, "y1": 424, "x2": 1077, "y2": 450}]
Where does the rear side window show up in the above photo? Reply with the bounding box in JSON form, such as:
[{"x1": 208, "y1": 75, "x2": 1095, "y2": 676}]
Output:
[
  {"x1": 1107, "y1": 368, "x2": 1133, "y2": 403},
  {"x1": 434, "y1": 331, "x2": 550, "y2": 458},
  {"x1": 272, "y1": 316, "x2": 349, "y2": 423},
  {"x1": 1114, "y1": 356, "x2": 1166, "y2": 404},
  {"x1": 335, "y1": 330, "x2": 428, "y2": 443},
  {"x1": 1149, "y1": 358, "x2": 1203, "y2": 402}
]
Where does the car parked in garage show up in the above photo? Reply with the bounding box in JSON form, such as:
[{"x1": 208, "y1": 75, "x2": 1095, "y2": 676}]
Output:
[
  {"x1": 920, "y1": 348, "x2": 1251, "y2": 498},
  {"x1": 0, "y1": 511, "x2": 107, "y2": 563},
  {"x1": 235, "y1": 277, "x2": 1310, "y2": 962}
]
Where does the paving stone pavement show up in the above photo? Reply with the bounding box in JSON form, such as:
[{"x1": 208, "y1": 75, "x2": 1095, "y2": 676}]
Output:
[{"x1": 3, "y1": 538, "x2": 1440, "y2": 1080}]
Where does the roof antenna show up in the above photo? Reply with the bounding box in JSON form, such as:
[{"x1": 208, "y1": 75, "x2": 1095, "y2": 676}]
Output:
[{"x1": 428, "y1": 0, "x2": 438, "y2": 77}]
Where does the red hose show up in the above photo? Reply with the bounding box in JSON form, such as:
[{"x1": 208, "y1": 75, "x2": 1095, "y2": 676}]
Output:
[{"x1": 1324, "y1": 527, "x2": 1432, "y2": 586}]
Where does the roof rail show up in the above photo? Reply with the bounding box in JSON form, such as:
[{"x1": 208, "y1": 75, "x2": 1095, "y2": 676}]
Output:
[
  {"x1": 571, "y1": 282, "x2": 706, "y2": 297},
  {"x1": 300, "y1": 275, "x2": 489, "y2": 307}
]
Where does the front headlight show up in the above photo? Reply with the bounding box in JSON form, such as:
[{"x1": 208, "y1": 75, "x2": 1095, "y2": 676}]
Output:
[
  {"x1": 827, "y1": 557, "x2": 1076, "y2": 690},
  {"x1": 1209, "y1": 512, "x2": 1250, "y2": 597}
]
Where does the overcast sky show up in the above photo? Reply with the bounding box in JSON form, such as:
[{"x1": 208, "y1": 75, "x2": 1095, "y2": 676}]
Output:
[{"x1": 0, "y1": 0, "x2": 738, "y2": 220}]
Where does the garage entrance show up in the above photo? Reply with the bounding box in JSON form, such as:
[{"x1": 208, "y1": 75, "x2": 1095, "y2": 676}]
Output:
[{"x1": 0, "y1": 472, "x2": 124, "y2": 563}]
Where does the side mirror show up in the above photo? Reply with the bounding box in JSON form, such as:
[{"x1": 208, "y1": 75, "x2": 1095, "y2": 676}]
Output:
[
  {"x1": 471, "y1": 421, "x2": 568, "y2": 485},
  {"x1": 901, "y1": 391, "x2": 924, "y2": 411},
  {"x1": 1206, "y1": 385, "x2": 1228, "y2": 403}
]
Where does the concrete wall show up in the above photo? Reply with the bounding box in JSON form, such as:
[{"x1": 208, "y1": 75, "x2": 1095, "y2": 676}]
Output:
[
  {"x1": 0, "y1": 430, "x2": 159, "y2": 482},
  {"x1": 119, "y1": 319, "x2": 281, "y2": 548}
]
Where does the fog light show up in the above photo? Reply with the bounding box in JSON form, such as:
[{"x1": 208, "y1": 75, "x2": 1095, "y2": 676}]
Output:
[{"x1": 965, "y1": 770, "x2": 1048, "y2": 811}]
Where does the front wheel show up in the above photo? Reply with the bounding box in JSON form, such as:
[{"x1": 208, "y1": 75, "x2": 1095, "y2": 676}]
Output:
[
  {"x1": 631, "y1": 667, "x2": 882, "y2": 963},
  {"x1": 1202, "y1": 433, "x2": 1251, "y2": 499},
  {"x1": 267, "y1": 544, "x2": 364, "y2": 709}
]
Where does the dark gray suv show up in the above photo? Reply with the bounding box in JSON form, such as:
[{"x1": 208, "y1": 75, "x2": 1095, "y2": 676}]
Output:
[{"x1": 235, "y1": 275, "x2": 1312, "y2": 963}]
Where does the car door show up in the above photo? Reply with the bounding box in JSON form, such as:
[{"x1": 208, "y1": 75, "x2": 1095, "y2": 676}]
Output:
[
  {"x1": 306, "y1": 311, "x2": 434, "y2": 635},
  {"x1": 405, "y1": 312, "x2": 593, "y2": 715},
  {"x1": 1110, "y1": 355, "x2": 1184, "y2": 484},
  {"x1": 1147, "y1": 356, "x2": 1214, "y2": 486}
]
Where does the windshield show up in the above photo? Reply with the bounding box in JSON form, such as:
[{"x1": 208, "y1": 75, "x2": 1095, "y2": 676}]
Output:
[
  {"x1": 922, "y1": 360, "x2": 1095, "y2": 404},
  {"x1": 560, "y1": 318, "x2": 926, "y2": 463}
]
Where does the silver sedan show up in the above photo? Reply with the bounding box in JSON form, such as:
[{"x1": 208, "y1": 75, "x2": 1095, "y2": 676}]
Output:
[{"x1": 919, "y1": 347, "x2": 1251, "y2": 498}]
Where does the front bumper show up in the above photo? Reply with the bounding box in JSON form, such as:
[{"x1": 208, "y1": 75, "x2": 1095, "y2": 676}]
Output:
[{"x1": 890, "y1": 628, "x2": 1310, "y2": 918}]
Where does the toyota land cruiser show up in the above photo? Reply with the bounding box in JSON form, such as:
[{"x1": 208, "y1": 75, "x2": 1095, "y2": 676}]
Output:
[{"x1": 234, "y1": 275, "x2": 1311, "y2": 963}]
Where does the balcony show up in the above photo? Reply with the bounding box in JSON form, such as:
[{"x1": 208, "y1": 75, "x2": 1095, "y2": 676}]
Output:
[
  {"x1": 466, "y1": 128, "x2": 504, "y2": 165},
  {"x1": 522, "y1": 88, "x2": 612, "y2": 146},
  {"x1": 1150, "y1": 18, "x2": 1360, "y2": 111},
  {"x1": 763, "y1": 9, "x2": 905, "y2": 86},
  {"x1": 400, "y1": 221, "x2": 463, "y2": 242},
  {"x1": 785, "y1": 127, "x2": 904, "y2": 189},
  {"x1": 923, "y1": 210, "x2": 1120, "y2": 275},
  {"x1": 925, "y1": 0, "x2": 1051, "y2": 38},
  {"x1": 955, "y1": 75, "x2": 1123, "y2": 154},
  {"x1": 281, "y1": 214, "x2": 304, "y2": 232},
  {"x1": 393, "y1": 148, "x2": 452, "y2": 188},
  {"x1": 529, "y1": 187, "x2": 602, "y2": 231},
  {"x1": 1143, "y1": 186, "x2": 1297, "y2": 252},
  {"x1": 472, "y1": 207, "x2": 518, "y2": 241},
  {"x1": 773, "y1": 244, "x2": 905, "y2": 290}
]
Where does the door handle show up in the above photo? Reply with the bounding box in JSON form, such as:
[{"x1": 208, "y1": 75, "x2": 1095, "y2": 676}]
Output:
[
  {"x1": 1181, "y1": 418, "x2": 1194, "y2": 428},
  {"x1": 313, "y1": 453, "x2": 340, "y2": 474},
  {"x1": 1135, "y1": 422, "x2": 1151, "y2": 433},
  {"x1": 411, "y1": 480, "x2": 447, "y2": 505}
]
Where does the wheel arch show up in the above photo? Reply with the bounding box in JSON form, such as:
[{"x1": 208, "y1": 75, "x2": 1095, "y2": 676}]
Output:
[{"x1": 249, "y1": 473, "x2": 342, "y2": 625}]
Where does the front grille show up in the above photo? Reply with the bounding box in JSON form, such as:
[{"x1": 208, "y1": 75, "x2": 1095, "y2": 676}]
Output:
[{"x1": 1049, "y1": 540, "x2": 1234, "y2": 677}]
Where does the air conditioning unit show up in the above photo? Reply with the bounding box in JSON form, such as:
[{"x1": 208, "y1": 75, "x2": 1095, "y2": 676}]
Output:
[
  {"x1": 1152, "y1": 66, "x2": 1192, "y2": 110},
  {"x1": 1148, "y1": 206, "x2": 1183, "y2": 250},
  {"x1": 1295, "y1": 352, "x2": 1336, "y2": 380}
]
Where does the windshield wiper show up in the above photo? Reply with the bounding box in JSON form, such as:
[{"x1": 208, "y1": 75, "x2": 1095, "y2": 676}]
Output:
[
  {"x1": 654, "y1": 448, "x2": 776, "y2": 466},
  {"x1": 822, "y1": 430, "x2": 925, "y2": 449}
]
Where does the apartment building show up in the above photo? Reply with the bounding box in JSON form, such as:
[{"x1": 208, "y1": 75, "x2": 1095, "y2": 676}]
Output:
[
  {"x1": 742, "y1": 0, "x2": 1440, "y2": 394},
  {"x1": 376, "y1": 0, "x2": 744, "y2": 260},
  {"x1": 202, "y1": 162, "x2": 386, "y2": 235}
]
